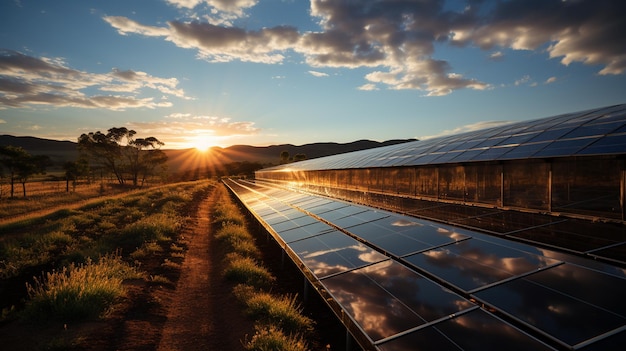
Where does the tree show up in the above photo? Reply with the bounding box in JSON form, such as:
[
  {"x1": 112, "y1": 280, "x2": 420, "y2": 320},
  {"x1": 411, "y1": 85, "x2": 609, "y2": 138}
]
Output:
[
  {"x1": 78, "y1": 127, "x2": 167, "y2": 187},
  {"x1": 280, "y1": 150, "x2": 290, "y2": 164},
  {"x1": 0, "y1": 146, "x2": 50, "y2": 197},
  {"x1": 293, "y1": 153, "x2": 306, "y2": 162},
  {"x1": 63, "y1": 158, "x2": 89, "y2": 192}
]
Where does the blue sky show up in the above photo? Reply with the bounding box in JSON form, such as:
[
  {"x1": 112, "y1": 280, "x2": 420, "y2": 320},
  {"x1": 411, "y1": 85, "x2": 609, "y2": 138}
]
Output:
[{"x1": 1, "y1": 0, "x2": 625, "y2": 149}]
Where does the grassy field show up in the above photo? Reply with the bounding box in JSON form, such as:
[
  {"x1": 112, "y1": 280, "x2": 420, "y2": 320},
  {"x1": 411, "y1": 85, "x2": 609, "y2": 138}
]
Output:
[{"x1": 0, "y1": 181, "x2": 211, "y2": 328}]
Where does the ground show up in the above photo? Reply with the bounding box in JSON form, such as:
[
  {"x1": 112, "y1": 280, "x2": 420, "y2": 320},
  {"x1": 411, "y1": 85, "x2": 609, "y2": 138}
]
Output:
[{"x1": 0, "y1": 186, "x2": 352, "y2": 350}]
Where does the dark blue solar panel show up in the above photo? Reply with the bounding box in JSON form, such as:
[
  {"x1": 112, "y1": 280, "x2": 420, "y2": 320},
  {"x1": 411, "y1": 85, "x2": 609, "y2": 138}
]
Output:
[
  {"x1": 563, "y1": 120, "x2": 625, "y2": 139},
  {"x1": 473, "y1": 268, "x2": 626, "y2": 348},
  {"x1": 323, "y1": 260, "x2": 474, "y2": 342},
  {"x1": 522, "y1": 263, "x2": 626, "y2": 319},
  {"x1": 287, "y1": 231, "x2": 387, "y2": 278},
  {"x1": 497, "y1": 141, "x2": 549, "y2": 160},
  {"x1": 576, "y1": 134, "x2": 626, "y2": 155},
  {"x1": 347, "y1": 216, "x2": 470, "y2": 256},
  {"x1": 533, "y1": 137, "x2": 598, "y2": 157},
  {"x1": 403, "y1": 239, "x2": 561, "y2": 292},
  {"x1": 271, "y1": 215, "x2": 319, "y2": 232},
  {"x1": 377, "y1": 309, "x2": 555, "y2": 351},
  {"x1": 279, "y1": 221, "x2": 335, "y2": 242}
]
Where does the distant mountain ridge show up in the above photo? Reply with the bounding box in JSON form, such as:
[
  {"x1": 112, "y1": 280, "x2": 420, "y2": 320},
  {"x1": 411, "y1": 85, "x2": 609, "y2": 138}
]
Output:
[{"x1": 0, "y1": 134, "x2": 416, "y2": 173}]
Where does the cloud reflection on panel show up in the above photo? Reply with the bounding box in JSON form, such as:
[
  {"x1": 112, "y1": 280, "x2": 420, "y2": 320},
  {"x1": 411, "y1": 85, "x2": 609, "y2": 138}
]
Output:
[
  {"x1": 348, "y1": 216, "x2": 471, "y2": 256},
  {"x1": 404, "y1": 238, "x2": 561, "y2": 292},
  {"x1": 323, "y1": 260, "x2": 474, "y2": 342},
  {"x1": 288, "y1": 231, "x2": 387, "y2": 279}
]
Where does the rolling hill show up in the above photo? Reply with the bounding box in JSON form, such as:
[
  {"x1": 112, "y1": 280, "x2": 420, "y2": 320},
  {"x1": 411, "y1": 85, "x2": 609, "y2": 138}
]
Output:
[{"x1": 0, "y1": 135, "x2": 415, "y2": 174}]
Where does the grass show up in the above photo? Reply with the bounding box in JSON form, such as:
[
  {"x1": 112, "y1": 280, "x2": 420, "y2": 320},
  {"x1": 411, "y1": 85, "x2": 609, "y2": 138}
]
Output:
[
  {"x1": 213, "y1": 182, "x2": 315, "y2": 351},
  {"x1": 1, "y1": 180, "x2": 214, "y2": 325},
  {"x1": 215, "y1": 223, "x2": 261, "y2": 258},
  {"x1": 234, "y1": 284, "x2": 313, "y2": 334},
  {"x1": 223, "y1": 253, "x2": 275, "y2": 288},
  {"x1": 244, "y1": 325, "x2": 309, "y2": 351},
  {"x1": 23, "y1": 253, "x2": 143, "y2": 321}
]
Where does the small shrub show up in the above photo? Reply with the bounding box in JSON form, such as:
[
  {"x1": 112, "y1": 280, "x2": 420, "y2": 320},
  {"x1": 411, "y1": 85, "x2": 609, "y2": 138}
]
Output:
[
  {"x1": 223, "y1": 253, "x2": 275, "y2": 288},
  {"x1": 244, "y1": 325, "x2": 309, "y2": 351},
  {"x1": 161, "y1": 258, "x2": 182, "y2": 270},
  {"x1": 23, "y1": 253, "x2": 143, "y2": 321},
  {"x1": 241, "y1": 290, "x2": 313, "y2": 334},
  {"x1": 130, "y1": 241, "x2": 163, "y2": 259},
  {"x1": 149, "y1": 274, "x2": 173, "y2": 286}
]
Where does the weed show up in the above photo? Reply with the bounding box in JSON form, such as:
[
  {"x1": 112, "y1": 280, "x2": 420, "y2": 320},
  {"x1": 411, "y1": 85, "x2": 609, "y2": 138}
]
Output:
[
  {"x1": 223, "y1": 253, "x2": 275, "y2": 288},
  {"x1": 235, "y1": 287, "x2": 313, "y2": 334},
  {"x1": 161, "y1": 258, "x2": 182, "y2": 270},
  {"x1": 244, "y1": 325, "x2": 309, "y2": 351},
  {"x1": 22, "y1": 253, "x2": 143, "y2": 322}
]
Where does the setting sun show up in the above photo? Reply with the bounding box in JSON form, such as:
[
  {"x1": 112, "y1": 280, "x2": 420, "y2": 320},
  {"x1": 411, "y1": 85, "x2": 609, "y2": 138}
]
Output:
[{"x1": 190, "y1": 135, "x2": 218, "y2": 152}]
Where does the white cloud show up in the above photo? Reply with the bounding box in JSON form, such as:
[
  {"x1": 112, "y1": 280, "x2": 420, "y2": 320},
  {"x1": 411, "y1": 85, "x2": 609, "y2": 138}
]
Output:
[
  {"x1": 357, "y1": 83, "x2": 378, "y2": 91},
  {"x1": 0, "y1": 50, "x2": 188, "y2": 110},
  {"x1": 0, "y1": 119, "x2": 6, "y2": 123},
  {"x1": 104, "y1": 0, "x2": 626, "y2": 96},
  {"x1": 450, "y1": 0, "x2": 626, "y2": 75},
  {"x1": 514, "y1": 75, "x2": 531, "y2": 86},
  {"x1": 489, "y1": 51, "x2": 504, "y2": 60},
  {"x1": 308, "y1": 70, "x2": 328, "y2": 77},
  {"x1": 545, "y1": 76, "x2": 557, "y2": 84},
  {"x1": 165, "y1": 0, "x2": 258, "y2": 15}
]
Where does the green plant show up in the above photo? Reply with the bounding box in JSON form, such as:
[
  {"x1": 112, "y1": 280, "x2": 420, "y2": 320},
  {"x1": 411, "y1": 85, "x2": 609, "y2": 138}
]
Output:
[
  {"x1": 22, "y1": 253, "x2": 143, "y2": 321},
  {"x1": 223, "y1": 253, "x2": 275, "y2": 288},
  {"x1": 244, "y1": 325, "x2": 309, "y2": 351},
  {"x1": 236, "y1": 288, "x2": 313, "y2": 334}
]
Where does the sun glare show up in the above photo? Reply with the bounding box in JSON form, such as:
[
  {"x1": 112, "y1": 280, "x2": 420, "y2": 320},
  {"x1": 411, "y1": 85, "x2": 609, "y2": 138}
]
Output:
[{"x1": 191, "y1": 136, "x2": 216, "y2": 152}]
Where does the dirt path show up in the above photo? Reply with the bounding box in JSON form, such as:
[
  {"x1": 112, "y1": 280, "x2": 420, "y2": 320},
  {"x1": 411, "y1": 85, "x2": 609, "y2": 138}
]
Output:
[{"x1": 156, "y1": 187, "x2": 253, "y2": 351}]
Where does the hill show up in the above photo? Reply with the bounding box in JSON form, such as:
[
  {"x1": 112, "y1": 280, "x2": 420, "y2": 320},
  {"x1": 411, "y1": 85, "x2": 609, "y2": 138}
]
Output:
[{"x1": 0, "y1": 135, "x2": 415, "y2": 174}]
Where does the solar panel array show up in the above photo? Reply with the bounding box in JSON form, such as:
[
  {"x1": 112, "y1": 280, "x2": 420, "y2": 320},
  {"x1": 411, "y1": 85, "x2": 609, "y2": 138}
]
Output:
[
  {"x1": 260, "y1": 104, "x2": 626, "y2": 172},
  {"x1": 224, "y1": 178, "x2": 626, "y2": 351}
]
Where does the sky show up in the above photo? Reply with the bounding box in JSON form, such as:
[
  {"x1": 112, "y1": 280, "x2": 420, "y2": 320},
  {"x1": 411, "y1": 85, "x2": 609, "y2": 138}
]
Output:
[{"x1": 1, "y1": 0, "x2": 625, "y2": 150}]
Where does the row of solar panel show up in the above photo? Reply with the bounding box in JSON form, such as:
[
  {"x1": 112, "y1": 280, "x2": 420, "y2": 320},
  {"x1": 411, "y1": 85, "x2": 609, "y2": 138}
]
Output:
[
  {"x1": 259, "y1": 104, "x2": 626, "y2": 171},
  {"x1": 224, "y1": 179, "x2": 626, "y2": 351}
]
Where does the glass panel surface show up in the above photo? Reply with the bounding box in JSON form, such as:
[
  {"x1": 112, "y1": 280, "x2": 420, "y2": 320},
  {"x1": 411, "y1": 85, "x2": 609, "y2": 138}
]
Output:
[
  {"x1": 299, "y1": 199, "x2": 347, "y2": 212},
  {"x1": 576, "y1": 134, "x2": 626, "y2": 155},
  {"x1": 316, "y1": 206, "x2": 368, "y2": 221},
  {"x1": 263, "y1": 207, "x2": 303, "y2": 222},
  {"x1": 533, "y1": 138, "x2": 597, "y2": 157},
  {"x1": 272, "y1": 215, "x2": 320, "y2": 233},
  {"x1": 347, "y1": 216, "x2": 470, "y2": 256},
  {"x1": 473, "y1": 272, "x2": 626, "y2": 347},
  {"x1": 288, "y1": 231, "x2": 387, "y2": 278},
  {"x1": 523, "y1": 263, "x2": 626, "y2": 318},
  {"x1": 322, "y1": 260, "x2": 473, "y2": 342},
  {"x1": 280, "y1": 221, "x2": 335, "y2": 243},
  {"x1": 378, "y1": 309, "x2": 556, "y2": 351},
  {"x1": 404, "y1": 239, "x2": 560, "y2": 292}
]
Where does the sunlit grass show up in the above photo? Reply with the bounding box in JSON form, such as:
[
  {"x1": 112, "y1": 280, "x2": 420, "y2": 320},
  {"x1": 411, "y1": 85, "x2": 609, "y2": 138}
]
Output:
[
  {"x1": 23, "y1": 253, "x2": 143, "y2": 321},
  {"x1": 213, "y1": 182, "x2": 316, "y2": 350},
  {"x1": 223, "y1": 253, "x2": 275, "y2": 288},
  {"x1": 234, "y1": 285, "x2": 313, "y2": 334},
  {"x1": 244, "y1": 325, "x2": 309, "y2": 351}
]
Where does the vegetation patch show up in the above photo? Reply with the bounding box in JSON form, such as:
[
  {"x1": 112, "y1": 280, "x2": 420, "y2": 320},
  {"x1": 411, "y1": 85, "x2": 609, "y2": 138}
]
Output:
[
  {"x1": 22, "y1": 253, "x2": 143, "y2": 322},
  {"x1": 213, "y1": 183, "x2": 315, "y2": 351},
  {"x1": 244, "y1": 325, "x2": 309, "y2": 351}
]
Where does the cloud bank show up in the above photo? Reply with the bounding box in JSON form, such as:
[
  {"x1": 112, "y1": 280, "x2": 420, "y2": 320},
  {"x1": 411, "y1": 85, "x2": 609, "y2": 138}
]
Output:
[
  {"x1": 0, "y1": 49, "x2": 188, "y2": 110},
  {"x1": 104, "y1": 0, "x2": 625, "y2": 96}
]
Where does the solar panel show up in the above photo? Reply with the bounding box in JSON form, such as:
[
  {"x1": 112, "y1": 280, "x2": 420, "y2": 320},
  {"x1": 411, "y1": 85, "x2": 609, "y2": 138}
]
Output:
[
  {"x1": 224, "y1": 173, "x2": 626, "y2": 351},
  {"x1": 256, "y1": 104, "x2": 626, "y2": 171}
]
